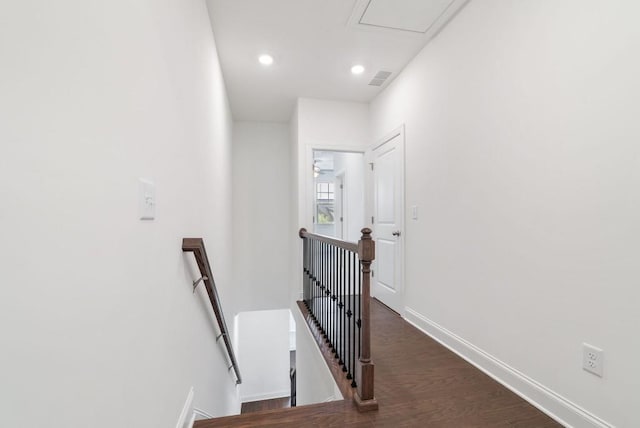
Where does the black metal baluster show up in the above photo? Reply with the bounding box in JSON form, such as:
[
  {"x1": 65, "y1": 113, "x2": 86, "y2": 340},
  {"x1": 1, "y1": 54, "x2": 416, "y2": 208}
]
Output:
[
  {"x1": 352, "y1": 250, "x2": 357, "y2": 386},
  {"x1": 316, "y1": 239, "x2": 319, "y2": 321},
  {"x1": 326, "y1": 242, "x2": 329, "y2": 338},
  {"x1": 358, "y1": 255, "x2": 363, "y2": 357},
  {"x1": 319, "y1": 241, "x2": 323, "y2": 332},
  {"x1": 320, "y1": 240, "x2": 324, "y2": 331},
  {"x1": 327, "y1": 245, "x2": 335, "y2": 352},
  {"x1": 351, "y1": 251, "x2": 357, "y2": 388},
  {"x1": 344, "y1": 251, "x2": 352, "y2": 379},
  {"x1": 314, "y1": 239, "x2": 318, "y2": 322},
  {"x1": 309, "y1": 239, "x2": 312, "y2": 311},
  {"x1": 309, "y1": 241, "x2": 316, "y2": 315},
  {"x1": 304, "y1": 238, "x2": 308, "y2": 304},
  {"x1": 327, "y1": 244, "x2": 332, "y2": 348},
  {"x1": 332, "y1": 245, "x2": 337, "y2": 354},
  {"x1": 328, "y1": 243, "x2": 332, "y2": 343},
  {"x1": 322, "y1": 241, "x2": 327, "y2": 338},
  {"x1": 340, "y1": 248, "x2": 346, "y2": 369},
  {"x1": 336, "y1": 247, "x2": 342, "y2": 364}
]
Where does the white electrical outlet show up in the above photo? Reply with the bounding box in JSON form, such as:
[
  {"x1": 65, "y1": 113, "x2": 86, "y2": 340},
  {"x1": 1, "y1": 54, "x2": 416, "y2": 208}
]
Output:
[{"x1": 582, "y1": 343, "x2": 603, "y2": 377}]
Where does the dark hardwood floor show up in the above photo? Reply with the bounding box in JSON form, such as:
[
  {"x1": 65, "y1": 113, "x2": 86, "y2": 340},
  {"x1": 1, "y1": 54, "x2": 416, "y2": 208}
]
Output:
[
  {"x1": 195, "y1": 299, "x2": 560, "y2": 427},
  {"x1": 241, "y1": 397, "x2": 291, "y2": 414}
]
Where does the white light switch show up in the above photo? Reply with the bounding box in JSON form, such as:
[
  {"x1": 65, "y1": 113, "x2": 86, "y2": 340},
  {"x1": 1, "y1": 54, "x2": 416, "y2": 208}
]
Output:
[
  {"x1": 139, "y1": 178, "x2": 156, "y2": 220},
  {"x1": 411, "y1": 205, "x2": 418, "y2": 220}
]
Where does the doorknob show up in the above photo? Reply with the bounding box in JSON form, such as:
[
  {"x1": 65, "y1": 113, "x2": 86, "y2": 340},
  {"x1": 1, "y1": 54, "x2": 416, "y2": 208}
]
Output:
[{"x1": 392, "y1": 230, "x2": 401, "y2": 237}]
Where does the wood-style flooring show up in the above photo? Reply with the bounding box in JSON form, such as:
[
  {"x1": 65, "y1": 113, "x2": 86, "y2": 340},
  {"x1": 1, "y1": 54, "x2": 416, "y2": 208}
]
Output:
[
  {"x1": 241, "y1": 397, "x2": 291, "y2": 414},
  {"x1": 194, "y1": 299, "x2": 560, "y2": 427}
]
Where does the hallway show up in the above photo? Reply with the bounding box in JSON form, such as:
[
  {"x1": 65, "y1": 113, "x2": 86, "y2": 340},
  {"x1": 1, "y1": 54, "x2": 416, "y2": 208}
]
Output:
[{"x1": 195, "y1": 299, "x2": 559, "y2": 427}]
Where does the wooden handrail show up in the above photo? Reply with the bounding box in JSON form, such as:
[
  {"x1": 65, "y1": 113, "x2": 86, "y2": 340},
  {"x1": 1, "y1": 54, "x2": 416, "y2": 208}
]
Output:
[
  {"x1": 298, "y1": 228, "x2": 359, "y2": 253},
  {"x1": 182, "y1": 238, "x2": 242, "y2": 385}
]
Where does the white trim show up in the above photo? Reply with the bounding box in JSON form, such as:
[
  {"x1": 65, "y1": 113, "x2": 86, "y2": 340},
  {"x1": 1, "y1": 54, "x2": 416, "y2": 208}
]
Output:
[
  {"x1": 369, "y1": 124, "x2": 406, "y2": 316},
  {"x1": 346, "y1": 0, "x2": 471, "y2": 42},
  {"x1": 404, "y1": 307, "x2": 614, "y2": 428},
  {"x1": 192, "y1": 408, "x2": 214, "y2": 419},
  {"x1": 334, "y1": 170, "x2": 346, "y2": 239},
  {"x1": 307, "y1": 142, "x2": 366, "y2": 153},
  {"x1": 175, "y1": 387, "x2": 194, "y2": 428},
  {"x1": 241, "y1": 389, "x2": 291, "y2": 403},
  {"x1": 371, "y1": 128, "x2": 401, "y2": 151},
  {"x1": 306, "y1": 145, "x2": 366, "y2": 232}
]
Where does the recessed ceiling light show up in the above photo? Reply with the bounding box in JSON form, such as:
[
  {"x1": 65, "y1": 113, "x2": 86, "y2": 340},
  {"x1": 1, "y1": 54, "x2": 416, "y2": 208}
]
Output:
[
  {"x1": 259, "y1": 54, "x2": 274, "y2": 66},
  {"x1": 351, "y1": 65, "x2": 365, "y2": 75}
]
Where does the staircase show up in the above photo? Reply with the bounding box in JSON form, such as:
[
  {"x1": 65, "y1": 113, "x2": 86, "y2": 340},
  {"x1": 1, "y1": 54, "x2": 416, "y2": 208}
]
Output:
[
  {"x1": 194, "y1": 299, "x2": 560, "y2": 427},
  {"x1": 187, "y1": 233, "x2": 560, "y2": 427}
]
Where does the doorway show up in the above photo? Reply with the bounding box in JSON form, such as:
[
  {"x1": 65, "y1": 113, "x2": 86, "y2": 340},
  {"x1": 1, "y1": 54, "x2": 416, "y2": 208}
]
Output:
[
  {"x1": 371, "y1": 126, "x2": 405, "y2": 314},
  {"x1": 311, "y1": 150, "x2": 365, "y2": 241}
]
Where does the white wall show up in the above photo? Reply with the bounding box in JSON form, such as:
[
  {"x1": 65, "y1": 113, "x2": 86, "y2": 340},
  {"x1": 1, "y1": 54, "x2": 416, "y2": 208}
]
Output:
[
  {"x1": 288, "y1": 100, "x2": 369, "y2": 403},
  {"x1": 289, "y1": 105, "x2": 302, "y2": 306},
  {"x1": 236, "y1": 310, "x2": 291, "y2": 402},
  {"x1": 232, "y1": 122, "x2": 291, "y2": 313},
  {"x1": 370, "y1": 1, "x2": 640, "y2": 426},
  {"x1": 294, "y1": 98, "x2": 369, "y2": 236},
  {"x1": 290, "y1": 98, "x2": 370, "y2": 305},
  {"x1": 0, "y1": 1, "x2": 241, "y2": 426},
  {"x1": 292, "y1": 307, "x2": 343, "y2": 406},
  {"x1": 297, "y1": 98, "x2": 370, "y2": 149},
  {"x1": 333, "y1": 152, "x2": 365, "y2": 243}
]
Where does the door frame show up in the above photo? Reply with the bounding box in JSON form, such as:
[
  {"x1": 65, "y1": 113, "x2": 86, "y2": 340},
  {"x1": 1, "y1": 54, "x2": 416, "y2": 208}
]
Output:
[
  {"x1": 334, "y1": 170, "x2": 346, "y2": 239},
  {"x1": 305, "y1": 144, "x2": 365, "y2": 238},
  {"x1": 366, "y1": 124, "x2": 406, "y2": 317}
]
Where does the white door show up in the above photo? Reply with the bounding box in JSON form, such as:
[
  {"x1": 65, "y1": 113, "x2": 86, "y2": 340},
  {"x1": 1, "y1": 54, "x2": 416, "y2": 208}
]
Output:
[{"x1": 372, "y1": 130, "x2": 404, "y2": 314}]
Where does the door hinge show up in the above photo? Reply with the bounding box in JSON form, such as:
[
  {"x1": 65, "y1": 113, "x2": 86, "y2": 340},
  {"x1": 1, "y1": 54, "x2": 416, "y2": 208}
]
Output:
[
  {"x1": 340, "y1": 217, "x2": 343, "y2": 222},
  {"x1": 369, "y1": 162, "x2": 374, "y2": 171},
  {"x1": 340, "y1": 184, "x2": 343, "y2": 189},
  {"x1": 372, "y1": 269, "x2": 375, "y2": 278},
  {"x1": 371, "y1": 216, "x2": 374, "y2": 223}
]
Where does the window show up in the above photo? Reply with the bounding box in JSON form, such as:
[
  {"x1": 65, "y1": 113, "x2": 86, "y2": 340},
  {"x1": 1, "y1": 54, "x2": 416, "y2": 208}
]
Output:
[
  {"x1": 316, "y1": 182, "x2": 334, "y2": 201},
  {"x1": 316, "y1": 204, "x2": 334, "y2": 224},
  {"x1": 316, "y1": 182, "x2": 335, "y2": 224}
]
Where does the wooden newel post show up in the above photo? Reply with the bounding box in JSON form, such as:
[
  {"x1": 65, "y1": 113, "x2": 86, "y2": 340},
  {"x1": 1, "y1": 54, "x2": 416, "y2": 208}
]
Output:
[{"x1": 355, "y1": 228, "x2": 379, "y2": 411}]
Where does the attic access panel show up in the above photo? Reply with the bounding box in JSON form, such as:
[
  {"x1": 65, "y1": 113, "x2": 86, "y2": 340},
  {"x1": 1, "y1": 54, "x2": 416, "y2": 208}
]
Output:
[{"x1": 356, "y1": 0, "x2": 459, "y2": 34}]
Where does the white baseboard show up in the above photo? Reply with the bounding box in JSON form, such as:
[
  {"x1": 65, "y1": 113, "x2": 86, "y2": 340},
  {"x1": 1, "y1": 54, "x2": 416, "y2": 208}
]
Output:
[
  {"x1": 404, "y1": 307, "x2": 613, "y2": 428},
  {"x1": 176, "y1": 387, "x2": 194, "y2": 428},
  {"x1": 241, "y1": 389, "x2": 290, "y2": 403},
  {"x1": 193, "y1": 407, "x2": 214, "y2": 420}
]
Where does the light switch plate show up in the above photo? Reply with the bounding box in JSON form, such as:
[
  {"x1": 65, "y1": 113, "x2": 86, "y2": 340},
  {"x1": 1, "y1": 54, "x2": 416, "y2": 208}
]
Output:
[
  {"x1": 411, "y1": 205, "x2": 418, "y2": 220},
  {"x1": 139, "y1": 178, "x2": 156, "y2": 220}
]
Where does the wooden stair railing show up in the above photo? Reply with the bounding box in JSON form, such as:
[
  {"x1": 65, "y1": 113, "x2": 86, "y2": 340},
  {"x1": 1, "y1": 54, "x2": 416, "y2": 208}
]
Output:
[
  {"x1": 182, "y1": 238, "x2": 242, "y2": 385},
  {"x1": 298, "y1": 228, "x2": 378, "y2": 411}
]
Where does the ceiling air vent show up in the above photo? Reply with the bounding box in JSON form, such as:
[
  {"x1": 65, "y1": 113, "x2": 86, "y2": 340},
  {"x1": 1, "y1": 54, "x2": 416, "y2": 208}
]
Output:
[{"x1": 369, "y1": 70, "x2": 392, "y2": 87}]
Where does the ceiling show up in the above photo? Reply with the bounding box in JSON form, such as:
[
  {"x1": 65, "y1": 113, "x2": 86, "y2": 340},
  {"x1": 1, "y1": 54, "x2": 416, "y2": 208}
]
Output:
[
  {"x1": 314, "y1": 150, "x2": 335, "y2": 171},
  {"x1": 206, "y1": 0, "x2": 468, "y2": 122}
]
